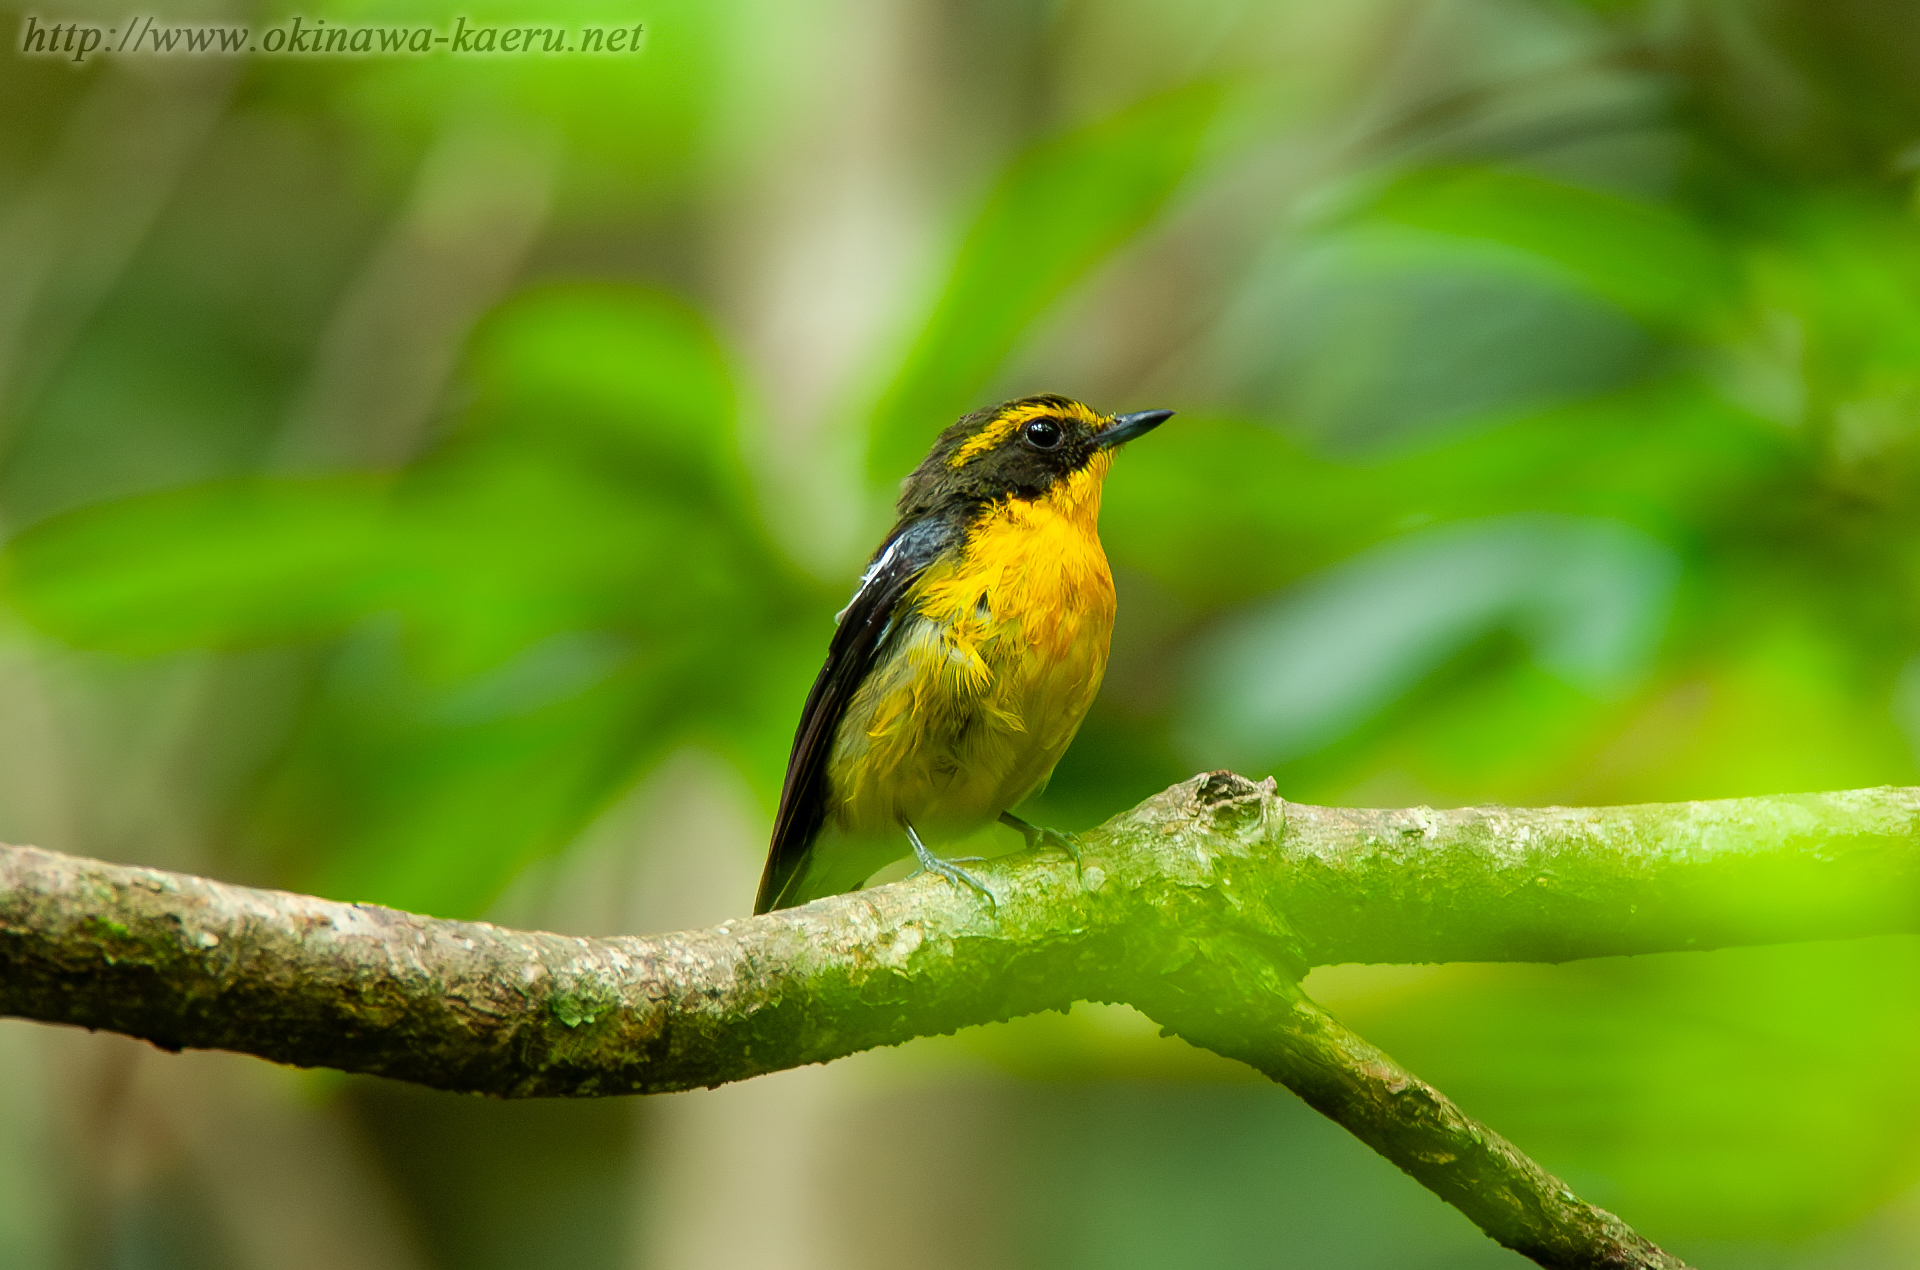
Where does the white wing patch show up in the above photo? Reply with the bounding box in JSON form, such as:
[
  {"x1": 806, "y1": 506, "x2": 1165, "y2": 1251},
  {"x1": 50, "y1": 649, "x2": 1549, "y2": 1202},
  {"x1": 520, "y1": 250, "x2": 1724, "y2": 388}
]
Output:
[{"x1": 835, "y1": 536, "x2": 904, "y2": 626}]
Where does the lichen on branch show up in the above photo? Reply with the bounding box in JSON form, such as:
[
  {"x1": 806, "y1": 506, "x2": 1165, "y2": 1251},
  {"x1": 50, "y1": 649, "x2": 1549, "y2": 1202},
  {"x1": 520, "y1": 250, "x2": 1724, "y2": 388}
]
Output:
[{"x1": 13, "y1": 771, "x2": 1917, "y2": 1269}]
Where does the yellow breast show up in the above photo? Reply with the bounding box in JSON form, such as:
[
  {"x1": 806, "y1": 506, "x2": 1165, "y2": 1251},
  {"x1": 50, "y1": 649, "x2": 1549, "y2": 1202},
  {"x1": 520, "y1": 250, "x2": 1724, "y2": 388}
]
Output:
[{"x1": 825, "y1": 454, "x2": 1118, "y2": 840}]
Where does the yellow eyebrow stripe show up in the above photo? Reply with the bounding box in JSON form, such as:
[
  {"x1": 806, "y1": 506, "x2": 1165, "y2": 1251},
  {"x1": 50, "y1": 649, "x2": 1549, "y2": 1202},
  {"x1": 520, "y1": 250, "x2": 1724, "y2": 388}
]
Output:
[{"x1": 947, "y1": 400, "x2": 1105, "y2": 469}]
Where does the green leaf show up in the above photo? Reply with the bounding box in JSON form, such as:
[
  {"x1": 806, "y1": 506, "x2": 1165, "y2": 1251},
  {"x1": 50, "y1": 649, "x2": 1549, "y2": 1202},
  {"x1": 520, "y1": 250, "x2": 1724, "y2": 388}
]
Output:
[
  {"x1": 282, "y1": 648, "x2": 670, "y2": 918},
  {"x1": 1, "y1": 477, "x2": 395, "y2": 654},
  {"x1": 1222, "y1": 224, "x2": 1661, "y2": 451},
  {"x1": 467, "y1": 283, "x2": 739, "y2": 494},
  {"x1": 1179, "y1": 514, "x2": 1679, "y2": 771},
  {"x1": 1102, "y1": 380, "x2": 1789, "y2": 611},
  {"x1": 868, "y1": 82, "x2": 1222, "y2": 482},
  {"x1": 1369, "y1": 167, "x2": 1734, "y2": 327}
]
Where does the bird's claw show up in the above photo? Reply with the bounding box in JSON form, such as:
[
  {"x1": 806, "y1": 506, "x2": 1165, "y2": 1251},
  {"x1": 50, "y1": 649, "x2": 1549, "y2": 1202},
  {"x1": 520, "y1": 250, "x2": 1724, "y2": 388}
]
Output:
[
  {"x1": 1038, "y1": 827, "x2": 1080, "y2": 864},
  {"x1": 1000, "y1": 811, "x2": 1081, "y2": 865},
  {"x1": 904, "y1": 822, "x2": 996, "y2": 911},
  {"x1": 911, "y1": 854, "x2": 997, "y2": 910}
]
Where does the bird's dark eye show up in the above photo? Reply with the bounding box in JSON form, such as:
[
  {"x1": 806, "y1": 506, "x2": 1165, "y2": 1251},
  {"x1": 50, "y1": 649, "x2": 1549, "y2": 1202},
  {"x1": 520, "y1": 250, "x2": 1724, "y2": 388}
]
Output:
[{"x1": 1023, "y1": 419, "x2": 1062, "y2": 450}]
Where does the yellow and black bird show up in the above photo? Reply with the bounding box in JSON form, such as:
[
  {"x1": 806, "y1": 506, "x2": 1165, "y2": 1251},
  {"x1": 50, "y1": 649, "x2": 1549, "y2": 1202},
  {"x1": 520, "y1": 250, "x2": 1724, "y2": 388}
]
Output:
[{"x1": 753, "y1": 395, "x2": 1172, "y2": 913}]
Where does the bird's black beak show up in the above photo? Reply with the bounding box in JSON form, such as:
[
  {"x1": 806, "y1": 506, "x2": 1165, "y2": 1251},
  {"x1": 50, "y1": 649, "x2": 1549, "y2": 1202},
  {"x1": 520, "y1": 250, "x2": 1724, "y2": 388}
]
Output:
[{"x1": 1096, "y1": 408, "x2": 1174, "y2": 449}]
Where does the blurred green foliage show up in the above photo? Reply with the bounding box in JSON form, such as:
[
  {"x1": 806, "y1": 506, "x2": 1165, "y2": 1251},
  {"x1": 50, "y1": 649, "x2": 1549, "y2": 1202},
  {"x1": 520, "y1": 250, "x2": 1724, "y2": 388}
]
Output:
[
  {"x1": 4, "y1": 284, "x2": 812, "y2": 912},
  {"x1": 869, "y1": 81, "x2": 1222, "y2": 480},
  {"x1": 10, "y1": 0, "x2": 1920, "y2": 1263},
  {"x1": 1320, "y1": 939, "x2": 1920, "y2": 1241}
]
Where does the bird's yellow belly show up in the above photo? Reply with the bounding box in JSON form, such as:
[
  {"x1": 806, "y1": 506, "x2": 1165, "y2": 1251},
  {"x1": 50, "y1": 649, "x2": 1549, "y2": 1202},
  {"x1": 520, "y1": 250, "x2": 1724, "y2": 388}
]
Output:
[{"x1": 824, "y1": 497, "x2": 1116, "y2": 843}]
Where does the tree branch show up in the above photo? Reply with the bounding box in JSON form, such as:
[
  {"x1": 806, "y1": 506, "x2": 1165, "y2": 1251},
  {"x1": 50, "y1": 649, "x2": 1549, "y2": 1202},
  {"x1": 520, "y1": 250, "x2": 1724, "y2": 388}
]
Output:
[
  {"x1": 1135, "y1": 952, "x2": 1689, "y2": 1269},
  {"x1": 13, "y1": 772, "x2": 1918, "y2": 1266}
]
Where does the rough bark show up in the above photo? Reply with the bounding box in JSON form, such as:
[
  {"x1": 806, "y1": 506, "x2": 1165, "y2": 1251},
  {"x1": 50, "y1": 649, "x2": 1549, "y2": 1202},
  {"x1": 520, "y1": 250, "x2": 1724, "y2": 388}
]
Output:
[{"x1": 13, "y1": 771, "x2": 1918, "y2": 1266}]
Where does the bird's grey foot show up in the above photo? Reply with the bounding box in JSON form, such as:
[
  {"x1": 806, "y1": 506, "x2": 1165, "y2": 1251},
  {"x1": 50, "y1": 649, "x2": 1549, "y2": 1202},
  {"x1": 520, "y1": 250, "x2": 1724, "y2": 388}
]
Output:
[
  {"x1": 904, "y1": 821, "x2": 996, "y2": 910},
  {"x1": 999, "y1": 810, "x2": 1080, "y2": 864}
]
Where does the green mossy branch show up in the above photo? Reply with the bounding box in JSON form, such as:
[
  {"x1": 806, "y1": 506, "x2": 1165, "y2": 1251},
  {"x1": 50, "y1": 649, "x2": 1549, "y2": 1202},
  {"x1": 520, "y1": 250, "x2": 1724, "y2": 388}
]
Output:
[{"x1": 13, "y1": 772, "x2": 1920, "y2": 1266}]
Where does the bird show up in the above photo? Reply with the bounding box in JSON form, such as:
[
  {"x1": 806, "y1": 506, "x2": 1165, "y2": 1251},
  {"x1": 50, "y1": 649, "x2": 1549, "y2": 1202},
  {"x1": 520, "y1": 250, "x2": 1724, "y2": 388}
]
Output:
[{"x1": 753, "y1": 394, "x2": 1172, "y2": 914}]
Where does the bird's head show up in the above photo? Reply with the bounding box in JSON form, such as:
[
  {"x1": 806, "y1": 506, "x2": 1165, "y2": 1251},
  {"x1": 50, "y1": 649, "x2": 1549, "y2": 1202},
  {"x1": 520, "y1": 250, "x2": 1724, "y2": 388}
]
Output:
[{"x1": 897, "y1": 395, "x2": 1172, "y2": 522}]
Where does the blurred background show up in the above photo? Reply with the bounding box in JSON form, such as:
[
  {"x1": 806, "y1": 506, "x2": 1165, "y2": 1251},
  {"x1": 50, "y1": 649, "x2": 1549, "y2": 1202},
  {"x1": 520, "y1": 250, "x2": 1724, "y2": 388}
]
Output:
[{"x1": 5, "y1": 0, "x2": 1920, "y2": 1265}]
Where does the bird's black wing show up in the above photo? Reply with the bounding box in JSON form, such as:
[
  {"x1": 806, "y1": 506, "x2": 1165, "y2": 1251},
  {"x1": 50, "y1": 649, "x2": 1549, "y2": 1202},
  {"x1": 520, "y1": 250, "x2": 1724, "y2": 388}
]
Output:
[{"x1": 754, "y1": 515, "x2": 958, "y2": 913}]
